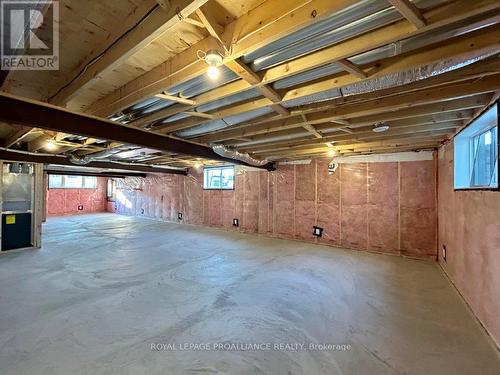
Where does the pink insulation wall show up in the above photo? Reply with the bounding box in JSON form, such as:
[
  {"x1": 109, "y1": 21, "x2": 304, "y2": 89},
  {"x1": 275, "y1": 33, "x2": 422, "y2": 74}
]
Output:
[
  {"x1": 46, "y1": 177, "x2": 107, "y2": 216},
  {"x1": 438, "y1": 142, "x2": 500, "y2": 347},
  {"x1": 111, "y1": 158, "x2": 437, "y2": 259}
]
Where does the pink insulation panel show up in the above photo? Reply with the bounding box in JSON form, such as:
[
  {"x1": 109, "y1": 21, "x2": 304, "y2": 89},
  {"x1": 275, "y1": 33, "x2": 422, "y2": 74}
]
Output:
[
  {"x1": 46, "y1": 177, "x2": 107, "y2": 217},
  {"x1": 340, "y1": 163, "x2": 368, "y2": 249},
  {"x1": 258, "y1": 172, "x2": 270, "y2": 234},
  {"x1": 275, "y1": 165, "x2": 295, "y2": 238},
  {"x1": 112, "y1": 158, "x2": 437, "y2": 260},
  {"x1": 438, "y1": 142, "x2": 500, "y2": 347},
  {"x1": 208, "y1": 190, "x2": 223, "y2": 227},
  {"x1": 368, "y1": 163, "x2": 399, "y2": 253},
  {"x1": 316, "y1": 159, "x2": 340, "y2": 246},
  {"x1": 221, "y1": 190, "x2": 235, "y2": 229},
  {"x1": 294, "y1": 163, "x2": 316, "y2": 241},
  {"x1": 242, "y1": 171, "x2": 259, "y2": 232},
  {"x1": 184, "y1": 171, "x2": 203, "y2": 225},
  {"x1": 400, "y1": 160, "x2": 436, "y2": 257}
]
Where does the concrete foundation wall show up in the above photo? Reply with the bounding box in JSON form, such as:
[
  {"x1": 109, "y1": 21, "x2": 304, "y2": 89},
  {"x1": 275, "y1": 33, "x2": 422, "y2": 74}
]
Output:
[
  {"x1": 46, "y1": 177, "x2": 107, "y2": 216},
  {"x1": 111, "y1": 159, "x2": 437, "y2": 259},
  {"x1": 437, "y1": 142, "x2": 500, "y2": 347}
]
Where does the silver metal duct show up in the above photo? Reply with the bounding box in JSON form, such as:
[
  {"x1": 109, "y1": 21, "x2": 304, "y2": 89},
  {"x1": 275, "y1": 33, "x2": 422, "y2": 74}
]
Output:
[
  {"x1": 341, "y1": 51, "x2": 498, "y2": 96},
  {"x1": 69, "y1": 147, "x2": 132, "y2": 165},
  {"x1": 212, "y1": 145, "x2": 271, "y2": 167},
  {"x1": 176, "y1": 107, "x2": 273, "y2": 138},
  {"x1": 245, "y1": 0, "x2": 391, "y2": 68},
  {"x1": 252, "y1": 7, "x2": 400, "y2": 71},
  {"x1": 0, "y1": 148, "x2": 186, "y2": 172}
]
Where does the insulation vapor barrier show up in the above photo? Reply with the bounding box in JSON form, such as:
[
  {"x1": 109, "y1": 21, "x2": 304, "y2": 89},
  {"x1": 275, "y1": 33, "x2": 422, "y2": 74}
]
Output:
[
  {"x1": 110, "y1": 159, "x2": 438, "y2": 259},
  {"x1": 47, "y1": 177, "x2": 107, "y2": 216},
  {"x1": 341, "y1": 52, "x2": 499, "y2": 96}
]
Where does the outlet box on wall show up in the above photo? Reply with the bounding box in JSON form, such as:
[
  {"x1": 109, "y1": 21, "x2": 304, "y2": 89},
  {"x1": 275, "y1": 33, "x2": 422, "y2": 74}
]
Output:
[
  {"x1": 312, "y1": 226, "x2": 323, "y2": 237},
  {"x1": 233, "y1": 218, "x2": 239, "y2": 227},
  {"x1": 78, "y1": 205, "x2": 83, "y2": 211},
  {"x1": 178, "y1": 213, "x2": 183, "y2": 220}
]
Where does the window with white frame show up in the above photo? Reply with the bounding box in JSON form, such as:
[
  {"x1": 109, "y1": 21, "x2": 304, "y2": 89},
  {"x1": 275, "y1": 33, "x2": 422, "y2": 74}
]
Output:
[
  {"x1": 454, "y1": 102, "x2": 498, "y2": 189},
  {"x1": 48, "y1": 174, "x2": 98, "y2": 189},
  {"x1": 203, "y1": 166, "x2": 234, "y2": 190}
]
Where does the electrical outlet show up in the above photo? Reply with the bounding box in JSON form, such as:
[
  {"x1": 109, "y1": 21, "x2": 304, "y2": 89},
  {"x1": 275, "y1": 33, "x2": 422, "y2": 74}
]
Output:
[
  {"x1": 442, "y1": 245, "x2": 446, "y2": 261},
  {"x1": 141, "y1": 208, "x2": 144, "y2": 214},
  {"x1": 178, "y1": 212, "x2": 183, "y2": 220},
  {"x1": 78, "y1": 205, "x2": 83, "y2": 211},
  {"x1": 233, "y1": 218, "x2": 239, "y2": 227},
  {"x1": 312, "y1": 226, "x2": 323, "y2": 237}
]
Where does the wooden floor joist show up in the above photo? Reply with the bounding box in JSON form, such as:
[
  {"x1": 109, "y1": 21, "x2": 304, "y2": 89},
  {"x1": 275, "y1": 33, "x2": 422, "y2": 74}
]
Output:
[
  {"x1": 92, "y1": 0, "x2": 500, "y2": 121},
  {"x1": 2, "y1": 0, "x2": 500, "y2": 165}
]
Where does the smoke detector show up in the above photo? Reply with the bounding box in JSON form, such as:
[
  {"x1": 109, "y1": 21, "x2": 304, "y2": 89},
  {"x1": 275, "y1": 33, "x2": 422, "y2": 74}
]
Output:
[
  {"x1": 373, "y1": 122, "x2": 390, "y2": 133},
  {"x1": 199, "y1": 49, "x2": 223, "y2": 80}
]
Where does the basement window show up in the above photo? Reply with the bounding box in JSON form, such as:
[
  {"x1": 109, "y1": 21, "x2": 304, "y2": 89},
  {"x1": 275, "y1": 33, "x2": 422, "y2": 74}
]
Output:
[
  {"x1": 48, "y1": 175, "x2": 97, "y2": 189},
  {"x1": 203, "y1": 166, "x2": 234, "y2": 190},
  {"x1": 454, "y1": 102, "x2": 498, "y2": 190}
]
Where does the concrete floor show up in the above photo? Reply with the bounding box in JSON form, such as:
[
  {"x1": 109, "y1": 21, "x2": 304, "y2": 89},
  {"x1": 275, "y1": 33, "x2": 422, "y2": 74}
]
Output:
[{"x1": 0, "y1": 214, "x2": 498, "y2": 375}]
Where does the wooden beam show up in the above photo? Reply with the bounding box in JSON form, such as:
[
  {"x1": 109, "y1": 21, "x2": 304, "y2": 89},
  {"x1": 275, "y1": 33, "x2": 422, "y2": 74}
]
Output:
[
  {"x1": 87, "y1": 0, "x2": 362, "y2": 117},
  {"x1": 0, "y1": 93, "x2": 275, "y2": 170},
  {"x1": 244, "y1": 121, "x2": 460, "y2": 154},
  {"x1": 335, "y1": 59, "x2": 367, "y2": 79},
  {"x1": 88, "y1": 0, "x2": 500, "y2": 119},
  {"x1": 225, "y1": 59, "x2": 290, "y2": 116},
  {"x1": 153, "y1": 97, "x2": 275, "y2": 132},
  {"x1": 301, "y1": 114, "x2": 322, "y2": 138},
  {"x1": 388, "y1": 0, "x2": 427, "y2": 28},
  {"x1": 237, "y1": 114, "x2": 471, "y2": 152},
  {"x1": 153, "y1": 25, "x2": 500, "y2": 134},
  {"x1": 195, "y1": 5, "x2": 225, "y2": 47},
  {"x1": 48, "y1": 0, "x2": 210, "y2": 106},
  {"x1": 2, "y1": 126, "x2": 32, "y2": 148},
  {"x1": 155, "y1": 93, "x2": 196, "y2": 106},
  {"x1": 181, "y1": 111, "x2": 215, "y2": 119},
  {"x1": 164, "y1": 6, "x2": 499, "y2": 124},
  {"x1": 303, "y1": 124, "x2": 323, "y2": 138},
  {"x1": 224, "y1": 59, "x2": 261, "y2": 85},
  {"x1": 214, "y1": 96, "x2": 483, "y2": 148},
  {"x1": 156, "y1": 0, "x2": 172, "y2": 11},
  {"x1": 270, "y1": 104, "x2": 290, "y2": 116},
  {"x1": 183, "y1": 15, "x2": 206, "y2": 29},
  {"x1": 259, "y1": 132, "x2": 450, "y2": 157},
  {"x1": 193, "y1": 77, "x2": 499, "y2": 143}
]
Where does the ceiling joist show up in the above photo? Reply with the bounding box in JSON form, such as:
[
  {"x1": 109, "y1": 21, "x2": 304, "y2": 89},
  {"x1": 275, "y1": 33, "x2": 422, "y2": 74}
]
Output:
[
  {"x1": 388, "y1": 0, "x2": 427, "y2": 28},
  {"x1": 48, "y1": 0, "x2": 210, "y2": 106}
]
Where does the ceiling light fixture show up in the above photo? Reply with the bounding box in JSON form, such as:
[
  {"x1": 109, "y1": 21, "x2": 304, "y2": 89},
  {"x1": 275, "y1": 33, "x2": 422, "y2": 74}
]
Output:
[
  {"x1": 373, "y1": 122, "x2": 390, "y2": 133},
  {"x1": 45, "y1": 138, "x2": 56, "y2": 151},
  {"x1": 203, "y1": 49, "x2": 223, "y2": 80}
]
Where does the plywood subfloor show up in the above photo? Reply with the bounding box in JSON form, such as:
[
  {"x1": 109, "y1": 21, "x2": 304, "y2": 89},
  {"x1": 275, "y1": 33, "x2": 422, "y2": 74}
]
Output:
[{"x1": 0, "y1": 214, "x2": 498, "y2": 374}]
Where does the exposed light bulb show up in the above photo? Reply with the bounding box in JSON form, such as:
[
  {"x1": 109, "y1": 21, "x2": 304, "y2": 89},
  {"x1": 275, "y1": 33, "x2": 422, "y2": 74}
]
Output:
[
  {"x1": 45, "y1": 139, "x2": 56, "y2": 151},
  {"x1": 207, "y1": 65, "x2": 220, "y2": 80}
]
